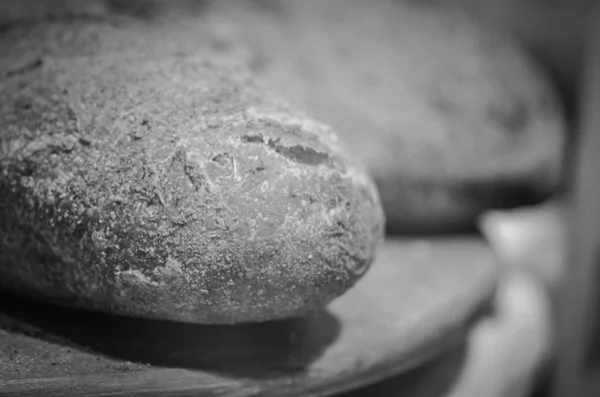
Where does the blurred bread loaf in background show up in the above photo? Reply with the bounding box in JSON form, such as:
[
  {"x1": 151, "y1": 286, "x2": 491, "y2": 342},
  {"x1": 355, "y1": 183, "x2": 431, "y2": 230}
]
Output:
[{"x1": 212, "y1": 0, "x2": 568, "y2": 233}]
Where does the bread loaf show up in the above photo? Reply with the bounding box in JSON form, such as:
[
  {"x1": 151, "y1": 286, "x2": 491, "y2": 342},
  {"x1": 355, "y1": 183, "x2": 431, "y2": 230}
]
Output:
[
  {"x1": 0, "y1": 0, "x2": 385, "y2": 324},
  {"x1": 226, "y1": 0, "x2": 567, "y2": 233}
]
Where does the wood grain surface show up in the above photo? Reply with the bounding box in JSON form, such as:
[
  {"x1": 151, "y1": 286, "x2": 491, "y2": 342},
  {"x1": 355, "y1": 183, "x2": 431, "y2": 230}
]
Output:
[
  {"x1": 0, "y1": 237, "x2": 497, "y2": 396},
  {"x1": 339, "y1": 341, "x2": 468, "y2": 397}
]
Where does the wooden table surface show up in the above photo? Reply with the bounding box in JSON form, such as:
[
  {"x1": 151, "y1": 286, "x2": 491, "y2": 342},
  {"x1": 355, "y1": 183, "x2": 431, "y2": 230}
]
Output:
[{"x1": 0, "y1": 237, "x2": 498, "y2": 396}]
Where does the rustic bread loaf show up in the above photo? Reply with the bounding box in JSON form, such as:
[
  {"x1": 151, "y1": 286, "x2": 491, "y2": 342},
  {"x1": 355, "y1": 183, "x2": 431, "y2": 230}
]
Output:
[
  {"x1": 0, "y1": 1, "x2": 385, "y2": 324},
  {"x1": 225, "y1": 0, "x2": 567, "y2": 233}
]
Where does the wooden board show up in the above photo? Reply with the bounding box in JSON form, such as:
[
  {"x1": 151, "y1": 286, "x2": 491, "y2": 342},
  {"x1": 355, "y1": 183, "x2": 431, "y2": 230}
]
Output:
[
  {"x1": 339, "y1": 341, "x2": 468, "y2": 397},
  {"x1": 0, "y1": 237, "x2": 498, "y2": 396}
]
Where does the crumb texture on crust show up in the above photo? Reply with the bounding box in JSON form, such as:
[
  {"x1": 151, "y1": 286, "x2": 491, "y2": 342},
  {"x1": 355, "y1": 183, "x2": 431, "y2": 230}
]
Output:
[{"x1": 0, "y1": 3, "x2": 384, "y2": 324}]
